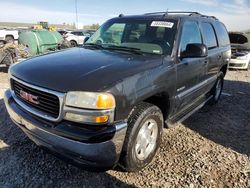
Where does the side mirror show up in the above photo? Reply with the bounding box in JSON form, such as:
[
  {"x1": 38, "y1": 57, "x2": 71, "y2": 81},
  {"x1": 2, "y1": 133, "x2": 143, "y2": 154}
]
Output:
[
  {"x1": 181, "y1": 43, "x2": 208, "y2": 59},
  {"x1": 83, "y1": 37, "x2": 90, "y2": 44}
]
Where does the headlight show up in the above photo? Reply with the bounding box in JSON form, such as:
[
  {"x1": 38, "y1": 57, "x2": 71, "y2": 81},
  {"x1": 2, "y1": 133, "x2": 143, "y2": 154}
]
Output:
[
  {"x1": 65, "y1": 92, "x2": 116, "y2": 109},
  {"x1": 64, "y1": 92, "x2": 115, "y2": 124}
]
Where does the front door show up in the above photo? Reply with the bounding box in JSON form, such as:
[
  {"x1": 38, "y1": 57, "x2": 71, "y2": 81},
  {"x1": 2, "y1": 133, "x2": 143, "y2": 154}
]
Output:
[{"x1": 175, "y1": 21, "x2": 207, "y2": 112}]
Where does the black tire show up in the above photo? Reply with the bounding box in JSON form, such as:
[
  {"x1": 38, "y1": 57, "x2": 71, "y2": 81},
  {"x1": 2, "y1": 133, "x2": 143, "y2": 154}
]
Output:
[
  {"x1": 209, "y1": 72, "x2": 224, "y2": 105},
  {"x1": 119, "y1": 102, "x2": 164, "y2": 172},
  {"x1": 0, "y1": 40, "x2": 6, "y2": 47},
  {"x1": 70, "y1": 40, "x2": 77, "y2": 47},
  {"x1": 5, "y1": 36, "x2": 14, "y2": 43},
  {"x1": 2, "y1": 51, "x2": 14, "y2": 67}
]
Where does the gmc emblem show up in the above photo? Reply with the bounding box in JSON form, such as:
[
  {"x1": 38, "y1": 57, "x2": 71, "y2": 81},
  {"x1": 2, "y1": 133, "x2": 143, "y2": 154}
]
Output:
[{"x1": 20, "y1": 90, "x2": 39, "y2": 105}]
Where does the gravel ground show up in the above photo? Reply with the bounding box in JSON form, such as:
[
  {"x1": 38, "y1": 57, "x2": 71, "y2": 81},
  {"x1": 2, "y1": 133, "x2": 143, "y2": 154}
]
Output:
[{"x1": 0, "y1": 68, "x2": 249, "y2": 188}]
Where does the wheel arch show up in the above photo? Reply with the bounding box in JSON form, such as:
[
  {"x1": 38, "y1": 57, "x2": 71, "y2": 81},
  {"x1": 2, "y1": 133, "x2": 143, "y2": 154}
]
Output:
[
  {"x1": 220, "y1": 64, "x2": 228, "y2": 77},
  {"x1": 142, "y1": 91, "x2": 171, "y2": 123},
  {"x1": 5, "y1": 35, "x2": 14, "y2": 40}
]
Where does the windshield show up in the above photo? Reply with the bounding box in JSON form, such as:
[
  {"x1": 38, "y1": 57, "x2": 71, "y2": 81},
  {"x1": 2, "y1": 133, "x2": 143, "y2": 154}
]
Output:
[{"x1": 85, "y1": 19, "x2": 178, "y2": 55}]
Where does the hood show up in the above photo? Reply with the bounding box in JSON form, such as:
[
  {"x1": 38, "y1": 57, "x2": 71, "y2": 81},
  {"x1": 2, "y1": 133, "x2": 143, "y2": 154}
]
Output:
[{"x1": 11, "y1": 48, "x2": 163, "y2": 92}]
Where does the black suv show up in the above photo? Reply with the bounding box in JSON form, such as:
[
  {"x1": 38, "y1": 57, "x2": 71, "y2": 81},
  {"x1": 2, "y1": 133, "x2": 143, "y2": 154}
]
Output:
[{"x1": 4, "y1": 12, "x2": 231, "y2": 172}]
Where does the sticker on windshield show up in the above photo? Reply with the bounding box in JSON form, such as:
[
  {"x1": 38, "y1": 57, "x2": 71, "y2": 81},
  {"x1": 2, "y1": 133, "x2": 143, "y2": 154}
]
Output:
[{"x1": 151, "y1": 21, "x2": 174, "y2": 28}]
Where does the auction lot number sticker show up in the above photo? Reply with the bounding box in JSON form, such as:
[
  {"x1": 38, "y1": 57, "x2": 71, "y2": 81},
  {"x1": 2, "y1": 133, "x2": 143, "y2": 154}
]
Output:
[{"x1": 151, "y1": 21, "x2": 174, "y2": 28}]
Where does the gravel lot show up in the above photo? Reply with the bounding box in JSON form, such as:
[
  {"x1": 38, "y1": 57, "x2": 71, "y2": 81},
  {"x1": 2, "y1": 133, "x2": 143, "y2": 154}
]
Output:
[{"x1": 0, "y1": 68, "x2": 249, "y2": 188}]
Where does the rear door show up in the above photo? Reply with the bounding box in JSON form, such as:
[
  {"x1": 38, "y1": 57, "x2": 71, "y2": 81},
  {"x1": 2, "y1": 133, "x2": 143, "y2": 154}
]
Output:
[
  {"x1": 77, "y1": 32, "x2": 86, "y2": 45},
  {"x1": 199, "y1": 22, "x2": 219, "y2": 93},
  {"x1": 175, "y1": 20, "x2": 207, "y2": 111}
]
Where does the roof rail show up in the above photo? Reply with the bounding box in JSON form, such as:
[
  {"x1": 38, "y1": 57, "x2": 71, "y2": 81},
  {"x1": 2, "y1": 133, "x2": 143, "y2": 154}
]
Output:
[
  {"x1": 144, "y1": 11, "x2": 218, "y2": 20},
  {"x1": 144, "y1": 11, "x2": 201, "y2": 16}
]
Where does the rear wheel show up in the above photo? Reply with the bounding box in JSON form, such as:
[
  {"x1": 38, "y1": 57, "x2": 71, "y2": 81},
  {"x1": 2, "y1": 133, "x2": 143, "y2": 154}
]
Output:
[
  {"x1": 119, "y1": 102, "x2": 163, "y2": 172},
  {"x1": 70, "y1": 40, "x2": 77, "y2": 47},
  {"x1": 209, "y1": 72, "x2": 224, "y2": 105}
]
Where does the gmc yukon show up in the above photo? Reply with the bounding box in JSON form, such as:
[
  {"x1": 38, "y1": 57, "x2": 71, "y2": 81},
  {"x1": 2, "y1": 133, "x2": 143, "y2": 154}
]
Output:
[{"x1": 4, "y1": 12, "x2": 231, "y2": 172}]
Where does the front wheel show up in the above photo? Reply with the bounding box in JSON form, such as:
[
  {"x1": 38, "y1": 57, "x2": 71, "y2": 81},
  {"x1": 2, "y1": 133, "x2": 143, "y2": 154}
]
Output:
[
  {"x1": 209, "y1": 72, "x2": 224, "y2": 105},
  {"x1": 119, "y1": 102, "x2": 163, "y2": 172}
]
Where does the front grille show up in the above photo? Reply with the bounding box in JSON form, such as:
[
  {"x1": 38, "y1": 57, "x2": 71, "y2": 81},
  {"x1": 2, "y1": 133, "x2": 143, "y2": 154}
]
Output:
[
  {"x1": 229, "y1": 63, "x2": 245, "y2": 68},
  {"x1": 11, "y1": 79, "x2": 60, "y2": 118}
]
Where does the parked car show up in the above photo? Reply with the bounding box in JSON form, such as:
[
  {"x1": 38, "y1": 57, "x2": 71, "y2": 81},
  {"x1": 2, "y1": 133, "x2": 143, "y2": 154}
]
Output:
[
  {"x1": 4, "y1": 12, "x2": 231, "y2": 172},
  {"x1": 57, "y1": 30, "x2": 69, "y2": 36},
  {"x1": 229, "y1": 32, "x2": 250, "y2": 70},
  {"x1": 65, "y1": 30, "x2": 95, "y2": 47},
  {"x1": 0, "y1": 29, "x2": 19, "y2": 42}
]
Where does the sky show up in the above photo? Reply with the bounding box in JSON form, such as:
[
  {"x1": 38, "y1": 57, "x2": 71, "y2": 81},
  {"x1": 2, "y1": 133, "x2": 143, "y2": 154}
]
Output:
[{"x1": 0, "y1": 0, "x2": 250, "y2": 31}]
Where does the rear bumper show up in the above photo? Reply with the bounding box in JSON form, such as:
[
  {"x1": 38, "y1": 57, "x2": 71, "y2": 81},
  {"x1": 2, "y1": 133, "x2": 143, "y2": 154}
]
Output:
[{"x1": 4, "y1": 89, "x2": 127, "y2": 171}]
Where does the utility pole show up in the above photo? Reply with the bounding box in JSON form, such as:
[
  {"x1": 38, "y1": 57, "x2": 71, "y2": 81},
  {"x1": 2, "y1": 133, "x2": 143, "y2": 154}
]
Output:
[{"x1": 75, "y1": 0, "x2": 78, "y2": 29}]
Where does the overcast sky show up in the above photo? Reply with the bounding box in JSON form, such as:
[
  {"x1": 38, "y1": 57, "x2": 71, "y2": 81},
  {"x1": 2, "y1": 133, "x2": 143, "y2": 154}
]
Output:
[{"x1": 0, "y1": 0, "x2": 249, "y2": 31}]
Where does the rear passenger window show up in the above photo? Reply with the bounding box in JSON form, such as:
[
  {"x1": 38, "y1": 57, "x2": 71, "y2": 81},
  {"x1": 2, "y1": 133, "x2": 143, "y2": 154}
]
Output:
[
  {"x1": 214, "y1": 22, "x2": 230, "y2": 47},
  {"x1": 179, "y1": 21, "x2": 202, "y2": 54},
  {"x1": 201, "y1": 23, "x2": 217, "y2": 49}
]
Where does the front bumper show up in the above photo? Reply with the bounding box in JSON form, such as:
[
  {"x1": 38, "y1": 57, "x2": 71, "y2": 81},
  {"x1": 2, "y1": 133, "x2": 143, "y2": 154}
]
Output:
[
  {"x1": 4, "y1": 89, "x2": 127, "y2": 171},
  {"x1": 229, "y1": 59, "x2": 249, "y2": 69}
]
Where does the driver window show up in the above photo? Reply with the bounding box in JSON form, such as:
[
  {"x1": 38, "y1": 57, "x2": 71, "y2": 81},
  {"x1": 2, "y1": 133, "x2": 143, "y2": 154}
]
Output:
[{"x1": 179, "y1": 21, "x2": 202, "y2": 54}]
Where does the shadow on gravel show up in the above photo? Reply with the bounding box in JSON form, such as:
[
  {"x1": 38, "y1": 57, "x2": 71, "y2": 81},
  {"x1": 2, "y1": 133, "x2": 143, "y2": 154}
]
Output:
[
  {"x1": 0, "y1": 99, "x2": 135, "y2": 187},
  {"x1": 184, "y1": 79, "x2": 250, "y2": 156}
]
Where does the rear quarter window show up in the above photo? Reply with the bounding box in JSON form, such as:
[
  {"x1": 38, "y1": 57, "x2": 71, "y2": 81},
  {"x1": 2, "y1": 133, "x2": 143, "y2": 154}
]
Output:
[{"x1": 214, "y1": 22, "x2": 230, "y2": 47}]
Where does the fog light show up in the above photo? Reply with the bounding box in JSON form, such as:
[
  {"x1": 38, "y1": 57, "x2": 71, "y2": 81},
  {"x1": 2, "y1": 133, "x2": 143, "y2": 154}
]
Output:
[
  {"x1": 95, "y1": 115, "x2": 109, "y2": 123},
  {"x1": 65, "y1": 113, "x2": 109, "y2": 124}
]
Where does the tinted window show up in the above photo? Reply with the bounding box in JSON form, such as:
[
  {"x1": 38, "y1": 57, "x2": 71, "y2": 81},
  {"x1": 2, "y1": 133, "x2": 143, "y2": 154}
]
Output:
[
  {"x1": 229, "y1": 33, "x2": 248, "y2": 44},
  {"x1": 180, "y1": 21, "x2": 202, "y2": 54},
  {"x1": 72, "y1": 32, "x2": 83, "y2": 36},
  {"x1": 201, "y1": 22, "x2": 217, "y2": 49},
  {"x1": 214, "y1": 22, "x2": 230, "y2": 47}
]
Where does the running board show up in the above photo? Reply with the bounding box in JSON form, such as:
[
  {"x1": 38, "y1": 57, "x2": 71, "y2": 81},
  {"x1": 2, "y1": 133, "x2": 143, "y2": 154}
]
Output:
[{"x1": 166, "y1": 95, "x2": 213, "y2": 128}]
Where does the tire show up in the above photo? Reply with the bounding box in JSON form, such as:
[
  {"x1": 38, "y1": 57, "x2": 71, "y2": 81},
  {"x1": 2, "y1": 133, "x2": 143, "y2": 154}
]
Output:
[
  {"x1": 70, "y1": 40, "x2": 78, "y2": 47},
  {"x1": 0, "y1": 40, "x2": 6, "y2": 47},
  {"x1": 2, "y1": 51, "x2": 14, "y2": 67},
  {"x1": 209, "y1": 72, "x2": 224, "y2": 105},
  {"x1": 5, "y1": 36, "x2": 14, "y2": 43},
  {"x1": 119, "y1": 102, "x2": 164, "y2": 172}
]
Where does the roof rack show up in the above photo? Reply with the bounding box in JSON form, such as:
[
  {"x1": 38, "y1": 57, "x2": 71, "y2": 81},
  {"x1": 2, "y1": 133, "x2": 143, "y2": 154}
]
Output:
[
  {"x1": 144, "y1": 11, "x2": 218, "y2": 20},
  {"x1": 145, "y1": 11, "x2": 201, "y2": 16}
]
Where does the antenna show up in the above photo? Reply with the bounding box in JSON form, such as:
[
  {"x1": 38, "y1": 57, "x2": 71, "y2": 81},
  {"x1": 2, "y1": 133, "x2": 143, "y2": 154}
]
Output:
[
  {"x1": 119, "y1": 14, "x2": 124, "y2": 18},
  {"x1": 163, "y1": 9, "x2": 169, "y2": 17}
]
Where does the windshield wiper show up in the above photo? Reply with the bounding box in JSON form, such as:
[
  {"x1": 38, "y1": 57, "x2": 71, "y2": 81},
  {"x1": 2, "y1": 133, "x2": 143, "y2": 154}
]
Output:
[
  {"x1": 84, "y1": 43, "x2": 104, "y2": 49},
  {"x1": 104, "y1": 45, "x2": 143, "y2": 55}
]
